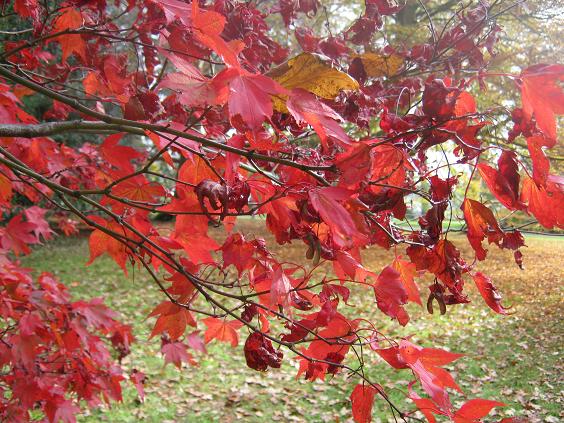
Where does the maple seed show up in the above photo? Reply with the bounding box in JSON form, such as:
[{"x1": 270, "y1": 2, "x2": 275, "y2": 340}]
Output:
[
  {"x1": 426, "y1": 292, "x2": 434, "y2": 315},
  {"x1": 427, "y1": 292, "x2": 447, "y2": 315},
  {"x1": 305, "y1": 233, "x2": 321, "y2": 265}
]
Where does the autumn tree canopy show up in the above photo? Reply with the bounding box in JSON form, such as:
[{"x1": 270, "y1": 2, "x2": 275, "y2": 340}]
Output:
[{"x1": 0, "y1": 0, "x2": 562, "y2": 422}]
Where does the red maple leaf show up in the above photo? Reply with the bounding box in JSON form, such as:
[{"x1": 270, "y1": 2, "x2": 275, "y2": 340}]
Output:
[
  {"x1": 472, "y1": 272, "x2": 509, "y2": 315},
  {"x1": 521, "y1": 64, "x2": 564, "y2": 142},
  {"x1": 350, "y1": 384, "x2": 378, "y2": 423},
  {"x1": 462, "y1": 199, "x2": 504, "y2": 261},
  {"x1": 161, "y1": 342, "x2": 197, "y2": 369},
  {"x1": 477, "y1": 163, "x2": 523, "y2": 211},
  {"x1": 0, "y1": 214, "x2": 38, "y2": 256},
  {"x1": 309, "y1": 187, "x2": 366, "y2": 248},
  {"x1": 373, "y1": 265, "x2": 409, "y2": 325},
  {"x1": 287, "y1": 88, "x2": 350, "y2": 150}
]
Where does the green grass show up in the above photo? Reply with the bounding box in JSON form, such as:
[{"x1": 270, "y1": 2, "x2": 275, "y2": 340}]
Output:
[{"x1": 20, "y1": 232, "x2": 563, "y2": 422}]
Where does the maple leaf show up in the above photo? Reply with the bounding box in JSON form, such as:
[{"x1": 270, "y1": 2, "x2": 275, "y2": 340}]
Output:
[
  {"x1": 130, "y1": 369, "x2": 146, "y2": 402},
  {"x1": 520, "y1": 176, "x2": 564, "y2": 229},
  {"x1": 472, "y1": 272, "x2": 509, "y2": 315},
  {"x1": 13, "y1": 0, "x2": 42, "y2": 29},
  {"x1": 334, "y1": 250, "x2": 376, "y2": 283},
  {"x1": 0, "y1": 214, "x2": 38, "y2": 256},
  {"x1": 375, "y1": 340, "x2": 463, "y2": 411},
  {"x1": 24, "y1": 206, "x2": 53, "y2": 242},
  {"x1": 177, "y1": 155, "x2": 219, "y2": 185},
  {"x1": 286, "y1": 88, "x2": 350, "y2": 149},
  {"x1": 453, "y1": 399, "x2": 506, "y2": 423},
  {"x1": 44, "y1": 399, "x2": 80, "y2": 423},
  {"x1": 269, "y1": 52, "x2": 359, "y2": 110},
  {"x1": 185, "y1": 331, "x2": 207, "y2": 354},
  {"x1": 309, "y1": 187, "x2": 365, "y2": 248},
  {"x1": 172, "y1": 215, "x2": 219, "y2": 263},
  {"x1": 373, "y1": 265, "x2": 409, "y2": 325},
  {"x1": 157, "y1": 0, "x2": 191, "y2": 25},
  {"x1": 111, "y1": 176, "x2": 165, "y2": 203},
  {"x1": 369, "y1": 144, "x2": 409, "y2": 192},
  {"x1": 454, "y1": 91, "x2": 477, "y2": 116},
  {"x1": 99, "y1": 133, "x2": 144, "y2": 174},
  {"x1": 18, "y1": 312, "x2": 44, "y2": 336},
  {"x1": 87, "y1": 218, "x2": 129, "y2": 273},
  {"x1": 202, "y1": 317, "x2": 243, "y2": 347},
  {"x1": 520, "y1": 64, "x2": 564, "y2": 142},
  {"x1": 296, "y1": 313, "x2": 356, "y2": 381},
  {"x1": 392, "y1": 257, "x2": 421, "y2": 305},
  {"x1": 462, "y1": 199, "x2": 504, "y2": 261},
  {"x1": 526, "y1": 135, "x2": 550, "y2": 186},
  {"x1": 350, "y1": 384, "x2": 378, "y2": 423},
  {"x1": 220, "y1": 233, "x2": 257, "y2": 275},
  {"x1": 160, "y1": 55, "x2": 224, "y2": 107},
  {"x1": 1, "y1": 1, "x2": 560, "y2": 420},
  {"x1": 226, "y1": 71, "x2": 284, "y2": 129},
  {"x1": 497, "y1": 150, "x2": 520, "y2": 197},
  {"x1": 58, "y1": 218, "x2": 78, "y2": 237},
  {"x1": 74, "y1": 297, "x2": 118, "y2": 330},
  {"x1": 477, "y1": 163, "x2": 523, "y2": 211},
  {"x1": 353, "y1": 52, "x2": 403, "y2": 78},
  {"x1": 270, "y1": 266, "x2": 292, "y2": 310},
  {"x1": 0, "y1": 171, "x2": 13, "y2": 206},
  {"x1": 335, "y1": 142, "x2": 372, "y2": 188},
  {"x1": 161, "y1": 342, "x2": 197, "y2": 369},
  {"x1": 149, "y1": 301, "x2": 197, "y2": 341},
  {"x1": 51, "y1": 8, "x2": 86, "y2": 62},
  {"x1": 191, "y1": 1, "x2": 242, "y2": 67}
]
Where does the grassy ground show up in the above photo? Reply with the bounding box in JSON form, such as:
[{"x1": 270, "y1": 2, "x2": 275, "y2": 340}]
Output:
[{"x1": 20, "y1": 221, "x2": 563, "y2": 422}]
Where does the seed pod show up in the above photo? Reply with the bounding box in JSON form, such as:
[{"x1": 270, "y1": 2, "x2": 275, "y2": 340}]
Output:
[
  {"x1": 312, "y1": 237, "x2": 321, "y2": 266},
  {"x1": 305, "y1": 243, "x2": 314, "y2": 260},
  {"x1": 426, "y1": 292, "x2": 434, "y2": 314},
  {"x1": 305, "y1": 233, "x2": 315, "y2": 260},
  {"x1": 437, "y1": 294, "x2": 447, "y2": 315}
]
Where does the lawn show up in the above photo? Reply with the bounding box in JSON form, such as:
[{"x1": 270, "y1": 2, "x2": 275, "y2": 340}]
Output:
[{"x1": 21, "y1": 220, "x2": 563, "y2": 422}]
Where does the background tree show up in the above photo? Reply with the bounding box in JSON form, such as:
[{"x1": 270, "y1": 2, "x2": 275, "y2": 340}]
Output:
[{"x1": 0, "y1": 0, "x2": 562, "y2": 422}]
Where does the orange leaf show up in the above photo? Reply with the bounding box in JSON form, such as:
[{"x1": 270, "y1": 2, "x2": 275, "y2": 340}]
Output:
[
  {"x1": 52, "y1": 8, "x2": 85, "y2": 61},
  {"x1": 392, "y1": 257, "x2": 421, "y2": 305},
  {"x1": 202, "y1": 317, "x2": 243, "y2": 347},
  {"x1": 111, "y1": 177, "x2": 165, "y2": 203},
  {"x1": 86, "y1": 218, "x2": 129, "y2": 273},
  {"x1": 150, "y1": 302, "x2": 196, "y2": 341}
]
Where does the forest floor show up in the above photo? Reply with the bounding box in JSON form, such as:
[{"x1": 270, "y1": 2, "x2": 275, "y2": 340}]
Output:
[{"x1": 21, "y1": 220, "x2": 563, "y2": 423}]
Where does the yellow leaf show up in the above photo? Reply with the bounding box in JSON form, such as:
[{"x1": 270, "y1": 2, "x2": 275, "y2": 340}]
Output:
[
  {"x1": 268, "y1": 53, "x2": 359, "y2": 111},
  {"x1": 355, "y1": 52, "x2": 403, "y2": 78}
]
